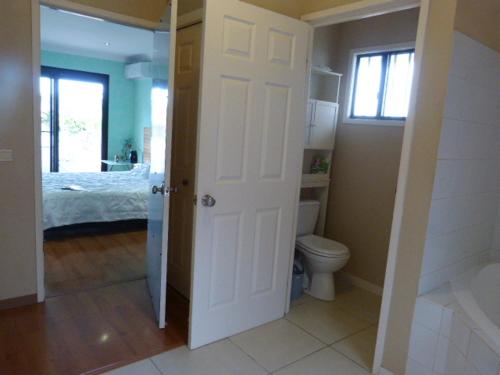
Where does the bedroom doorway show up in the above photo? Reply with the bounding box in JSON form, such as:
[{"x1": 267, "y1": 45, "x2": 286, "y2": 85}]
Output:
[{"x1": 37, "y1": 0, "x2": 184, "y2": 335}]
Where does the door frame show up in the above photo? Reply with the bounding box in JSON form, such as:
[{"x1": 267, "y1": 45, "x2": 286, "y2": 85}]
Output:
[
  {"x1": 300, "y1": 0, "x2": 428, "y2": 373},
  {"x1": 32, "y1": 0, "x2": 168, "y2": 303}
]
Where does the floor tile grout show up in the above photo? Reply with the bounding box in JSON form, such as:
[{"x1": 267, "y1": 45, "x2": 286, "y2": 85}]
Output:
[
  {"x1": 269, "y1": 345, "x2": 329, "y2": 374},
  {"x1": 148, "y1": 357, "x2": 165, "y2": 375},
  {"x1": 227, "y1": 337, "x2": 274, "y2": 374},
  {"x1": 330, "y1": 345, "x2": 374, "y2": 373},
  {"x1": 329, "y1": 324, "x2": 379, "y2": 371}
]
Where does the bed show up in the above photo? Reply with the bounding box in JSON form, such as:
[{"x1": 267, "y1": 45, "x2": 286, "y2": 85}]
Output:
[{"x1": 42, "y1": 167, "x2": 150, "y2": 230}]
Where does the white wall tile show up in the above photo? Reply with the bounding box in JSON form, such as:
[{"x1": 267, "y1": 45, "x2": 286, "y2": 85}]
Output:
[
  {"x1": 444, "y1": 342, "x2": 466, "y2": 375},
  {"x1": 467, "y1": 332, "x2": 500, "y2": 375},
  {"x1": 422, "y1": 222, "x2": 494, "y2": 276},
  {"x1": 408, "y1": 322, "x2": 439, "y2": 368},
  {"x1": 434, "y1": 335, "x2": 450, "y2": 374},
  {"x1": 450, "y1": 313, "x2": 471, "y2": 356},
  {"x1": 414, "y1": 298, "x2": 444, "y2": 333},
  {"x1": 406, "y1": 358, "x2": 433, "y2": 375}
]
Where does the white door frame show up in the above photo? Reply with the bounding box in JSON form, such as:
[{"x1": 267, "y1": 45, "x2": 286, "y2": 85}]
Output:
[
  {"x1": 31, "y1": 0, "x2": 167, "y2": 303},
  {"x1": 300, "y1": 0, "x2": 427, "y2": 373}
]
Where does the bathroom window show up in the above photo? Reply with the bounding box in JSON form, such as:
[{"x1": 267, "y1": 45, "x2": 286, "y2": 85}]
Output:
[{"x1": 347, "y1": 47, "x2": 415, "y2": 123}]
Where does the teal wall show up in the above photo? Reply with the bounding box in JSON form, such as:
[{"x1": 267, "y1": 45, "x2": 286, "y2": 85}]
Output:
[
  {"x1": 41, "y1": 50, "x2": 139, "y2": 160},
  {"x1": 134, "y1": 79, "x2": 153, "y2": 162}
]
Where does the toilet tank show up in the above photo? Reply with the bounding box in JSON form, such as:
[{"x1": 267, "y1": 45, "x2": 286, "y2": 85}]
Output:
[{"x1": 296, "y1": 200, "x2": 320, "y2": 236}]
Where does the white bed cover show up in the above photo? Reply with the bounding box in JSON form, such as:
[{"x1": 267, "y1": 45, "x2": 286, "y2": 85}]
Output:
[{"x1": 43, "y1": 171, "x2": 149, "y2": 229}]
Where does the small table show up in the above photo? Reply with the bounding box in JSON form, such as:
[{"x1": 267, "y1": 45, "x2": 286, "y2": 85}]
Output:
[{"x1": 101, "y1": 160, "x2": 134, "y2": 171}]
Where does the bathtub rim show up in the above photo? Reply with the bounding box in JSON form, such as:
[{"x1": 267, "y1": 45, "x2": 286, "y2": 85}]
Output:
[{"x1": 451, "y1": 262, "x2": 500, "y2": 355}]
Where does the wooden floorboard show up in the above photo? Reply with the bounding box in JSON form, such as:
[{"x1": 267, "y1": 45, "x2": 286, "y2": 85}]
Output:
[
  {"x1": 0, "y1": 280, "x2": 188, "y2": 375},
  {"x1": 44, "y1": 230, "x2": 147, "y2": 297},
  {"x1": 0, "y1": 230, "x2": 189, "y2": 375}
]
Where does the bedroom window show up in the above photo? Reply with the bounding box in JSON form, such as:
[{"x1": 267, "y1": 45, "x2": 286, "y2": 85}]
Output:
[
  {"x1": 348, "y1": 48, "x2": 415, "y2": 122},
  {"x1": 40, "y1": 67, "x2": 109, "y2": 173}
]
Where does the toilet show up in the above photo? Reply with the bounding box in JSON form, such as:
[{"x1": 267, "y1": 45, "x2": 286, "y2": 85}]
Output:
[{"x1": 296, "y1": 200, "x2": 350, "y2": 301}]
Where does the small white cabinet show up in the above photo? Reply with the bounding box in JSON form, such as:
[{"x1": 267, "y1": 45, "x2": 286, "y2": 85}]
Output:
[
  {"x1": 301, "y1": 67, "x2": 341, "y2": 236},
  {"x1": 305, "y1": 99, "x2": 338, "y2": 150}
]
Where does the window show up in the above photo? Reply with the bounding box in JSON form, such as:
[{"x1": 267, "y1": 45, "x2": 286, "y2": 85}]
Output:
[
  {"x1": 349, "y1": 48, "x2": 415, "y2": 121},
  {"x1": 40, "y1": 67, "x2": 109, "y2": 172}
]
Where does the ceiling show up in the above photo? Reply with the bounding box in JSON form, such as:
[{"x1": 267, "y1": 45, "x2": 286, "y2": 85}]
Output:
[{"x1": 41, "y1": 6, "x2": 169, "y2": 63}]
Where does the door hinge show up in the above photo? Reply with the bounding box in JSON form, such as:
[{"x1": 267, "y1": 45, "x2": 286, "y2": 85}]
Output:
[{"x1": 193, "y1": 194, "x2": 197, "y2": 206}]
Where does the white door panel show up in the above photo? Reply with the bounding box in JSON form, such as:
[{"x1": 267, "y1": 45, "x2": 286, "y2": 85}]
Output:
[
  {"x1": 190, "y1": 0, "x2": 310, "y2": 349},
  {"x1": 146, "y1": 3, "x2": 177, "y2": 328}
]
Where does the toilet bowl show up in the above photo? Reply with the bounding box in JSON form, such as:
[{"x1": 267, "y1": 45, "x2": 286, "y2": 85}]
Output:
[{"x1": 296, "y1": 201, "x2": 350, "y2": 301}]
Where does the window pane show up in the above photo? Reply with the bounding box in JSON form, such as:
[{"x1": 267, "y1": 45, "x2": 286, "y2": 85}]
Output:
[
  {"x1": 41, "y1": 131, "x2": 51, "y2": 173},
  {"x1": 352, "y1": 55, "x2": 382, "y2": 117},
  {"x1": 382, "y1": 52, "x2": 414, "y2": 118},
  {"x1": 151, "y1": 86, "x2": 168, "y2": 127},
  {"x1": 58, "y1": 79, "x2": 104, "y2": 173},
  {"x1": 40, "y1": 77, "x2": 52, "y2": 132}
]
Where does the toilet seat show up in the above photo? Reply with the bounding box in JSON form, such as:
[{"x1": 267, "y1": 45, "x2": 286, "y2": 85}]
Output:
[{"x1": 296, "y1": 235, "x2": 349, "y2": 258}]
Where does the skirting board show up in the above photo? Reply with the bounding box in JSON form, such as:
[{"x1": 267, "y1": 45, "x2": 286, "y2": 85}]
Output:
[
  {"x1": 0, "y1": 294, "x2": 37, "y2": 311},
  {"x1": 337, "y1": 272, "x2": 384, "y2": 296}
]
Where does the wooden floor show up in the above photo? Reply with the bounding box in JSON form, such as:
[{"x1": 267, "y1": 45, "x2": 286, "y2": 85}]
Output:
[
  {"x1": 0, "y1": 229, "x2": 189, "y2": 374},
  {"x1": 0, "y1": 280, "x2": 188, "y2": 375},
  {"x1": 44, "y1": 230, "x2": 147, "y2": 297}
]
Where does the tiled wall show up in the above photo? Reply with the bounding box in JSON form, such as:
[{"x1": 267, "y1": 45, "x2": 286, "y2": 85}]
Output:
[
  {"x1": 419, "y1": 32, "x2": 500, "y2": 294},
  {"x1": 407, "y1": 290, "x2": 500, "y2": 375}
]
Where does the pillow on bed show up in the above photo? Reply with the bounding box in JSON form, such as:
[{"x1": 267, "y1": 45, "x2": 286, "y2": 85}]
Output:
[{"x1": 131, "y1": 163, "x2": 150, "y2": 179}]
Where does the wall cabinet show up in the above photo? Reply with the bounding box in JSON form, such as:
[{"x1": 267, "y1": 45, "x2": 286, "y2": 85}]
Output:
[{"x1": 305, "y1": 99, "x2": 338, "y2": 150}]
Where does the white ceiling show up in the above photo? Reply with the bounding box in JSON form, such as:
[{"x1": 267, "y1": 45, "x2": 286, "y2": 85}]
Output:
[{"x1": 41, "y1": 6, "x2": 169, "y2": 63}]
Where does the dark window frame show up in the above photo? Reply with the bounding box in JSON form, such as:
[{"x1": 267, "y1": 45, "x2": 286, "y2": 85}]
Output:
[
  {"x1": 41, "y1": 66, "x2": 109, "y2": 172},
  {"x1": 349, "y1": 48, "x2": 415, "y2": 121}
]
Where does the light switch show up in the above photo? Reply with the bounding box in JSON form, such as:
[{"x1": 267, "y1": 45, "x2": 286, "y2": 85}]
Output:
[{"x1": 0, "y1": 149, "x2": 14, "y2": 162}]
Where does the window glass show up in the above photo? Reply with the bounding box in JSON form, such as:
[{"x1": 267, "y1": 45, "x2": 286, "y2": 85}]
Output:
[
  {"x1": 352, "y1": 55, "x2": 382, "y2": 117},
  {"x1": 382, "y1": 51, "x2": 414, "y2": 118},
  {"x1": 350, "y1": 48, "x2": 415, "y2": 121},
  {"x1": 40, "y1": 77, "x2": 52, "y2": 173}
]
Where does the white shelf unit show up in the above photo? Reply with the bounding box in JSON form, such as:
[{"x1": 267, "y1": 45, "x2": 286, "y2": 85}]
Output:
[{"x1": 300, "y1": 66, "x2": 342, "y2": 236}]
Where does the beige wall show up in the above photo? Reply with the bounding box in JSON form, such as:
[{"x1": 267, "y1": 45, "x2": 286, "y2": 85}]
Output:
[
  {"x1": 179, "y1": 0, "x2": 303, "y2": 18},
  {"x1": 322, "y1": 9, "x2": 419, "y2": 287},
  {"x1": 69, "y1": 0, "x2": 168, "y2": 22},
  {"x1": 455, "y1": 0, "x2": 500, "y2": 52},
  {"x1": 301, "y1": 0, "x2": 371, "y2": 14},
  {"x1": 178, "y1": 0, "x2": 203, "y2": 15},
  {"x1": 0, "y1": 1, "x2": 38, "y2": 301}
]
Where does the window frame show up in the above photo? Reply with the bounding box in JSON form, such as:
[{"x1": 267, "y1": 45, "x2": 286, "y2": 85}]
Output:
[
  {"x1": 344, "y1": 43, "x2": 415, "y2": 127},
  {"x1": 41, "y1": 66, "x2": 109, "y2": 172}
]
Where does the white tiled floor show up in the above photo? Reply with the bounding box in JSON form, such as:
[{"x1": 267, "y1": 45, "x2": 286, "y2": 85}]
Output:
[{"x1": 105, "y1": 287, "x2": 380, "y2": 375}]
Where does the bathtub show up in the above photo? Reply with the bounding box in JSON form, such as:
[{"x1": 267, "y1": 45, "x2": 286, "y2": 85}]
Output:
[{"x1": 452, "y1": 262, "x2": 500, "y2": 355}]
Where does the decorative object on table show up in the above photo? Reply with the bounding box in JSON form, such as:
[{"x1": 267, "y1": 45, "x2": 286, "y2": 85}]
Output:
[
  {"x1": 114, "y1": 154, "x2": 119, "y2": 162},
  {"x1": 121, "y1": 138, "x2": 133, "y2": 161},
  {"x1": 310, "y1": 155, "x2": 329, "y2": 174},
  {"x1": 129, "y1": 150, "x2": 138, "y2": 163}
]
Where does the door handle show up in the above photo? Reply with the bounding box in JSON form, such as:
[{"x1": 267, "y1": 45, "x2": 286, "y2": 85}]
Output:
[
  {"x1": 152, "y1": 184, "x2": 178, "y2": 195},
  {"x1": 201, "y1": 194, "x2": 216, "y2": 207},
  {"x1": 152, "y1": 183, "x2": 165, "y2": 195}
]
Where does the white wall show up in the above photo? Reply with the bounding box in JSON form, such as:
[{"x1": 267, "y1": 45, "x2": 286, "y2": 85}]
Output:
[{"x1": 418, "y1": 32, "x2": 500, "y2": 294}]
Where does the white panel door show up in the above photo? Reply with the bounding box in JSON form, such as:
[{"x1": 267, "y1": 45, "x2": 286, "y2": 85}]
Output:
[
  {"x1": 309, "y1": 100, "x2": 338, "y2": 150},
  {"x1": 168, "y1": 23, "x2": 202, "y2": 298},
  {"x1": 146, "y1": 3, "x2": 177, "y2": 328},
  {"x1": 189, "y1": 0, "x2": 310, "y2": 349}
]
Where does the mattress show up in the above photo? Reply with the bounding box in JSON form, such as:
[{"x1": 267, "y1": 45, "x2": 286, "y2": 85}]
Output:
[{"x1": 42, "y1": 170, "x2": 149, "y2": 229}]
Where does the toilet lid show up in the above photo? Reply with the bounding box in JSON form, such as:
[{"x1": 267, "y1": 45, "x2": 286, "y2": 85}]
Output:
[{"x1": 296, "y1": 235, "x2": 350, "y2": 258}]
